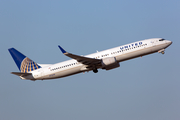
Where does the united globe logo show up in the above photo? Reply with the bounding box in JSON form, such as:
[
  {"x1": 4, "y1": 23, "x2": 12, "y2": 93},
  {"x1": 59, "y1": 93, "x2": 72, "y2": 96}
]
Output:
[{"x1": 20, "y1": 57, "x2": 41, "y2": 73}]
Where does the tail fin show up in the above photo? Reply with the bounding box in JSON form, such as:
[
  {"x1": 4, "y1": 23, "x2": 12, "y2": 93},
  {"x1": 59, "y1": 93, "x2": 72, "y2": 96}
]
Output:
[{"x1": 8, "y1": 48, "x2": 41, "y2": 73}]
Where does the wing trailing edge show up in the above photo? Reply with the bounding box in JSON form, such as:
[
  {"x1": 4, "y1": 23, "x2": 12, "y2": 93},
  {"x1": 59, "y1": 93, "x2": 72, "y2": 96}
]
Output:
[{"x1": 58, "y1": 45, "x2": 101, "y2": 66}]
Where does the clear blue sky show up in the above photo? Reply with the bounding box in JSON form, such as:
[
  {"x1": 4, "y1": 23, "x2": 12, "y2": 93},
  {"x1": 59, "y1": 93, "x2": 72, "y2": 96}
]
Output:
[{"x1": 0, "y1": 0, "x2": 180, "y2": 120}]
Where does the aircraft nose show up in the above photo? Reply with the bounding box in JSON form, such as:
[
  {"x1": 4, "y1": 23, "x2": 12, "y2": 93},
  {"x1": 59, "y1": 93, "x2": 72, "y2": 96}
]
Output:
[
  {"x1": 166, "y1": 40, "x2": 172, "y2": 46},
  {"x1": 168, "y1": 40, "x2": 172, "y2": 45}
]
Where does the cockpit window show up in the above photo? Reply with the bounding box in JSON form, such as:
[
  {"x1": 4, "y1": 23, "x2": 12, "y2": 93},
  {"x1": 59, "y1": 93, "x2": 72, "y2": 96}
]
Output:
[{"x1": 159, "y1": 38, "x2": 165, "y2": 41}]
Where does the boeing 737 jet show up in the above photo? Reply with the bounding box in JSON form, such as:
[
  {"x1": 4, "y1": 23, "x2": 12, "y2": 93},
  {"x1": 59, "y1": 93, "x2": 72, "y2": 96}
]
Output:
[{"x1": 8, "y1": 38, "x2": 172, "y2": 81}]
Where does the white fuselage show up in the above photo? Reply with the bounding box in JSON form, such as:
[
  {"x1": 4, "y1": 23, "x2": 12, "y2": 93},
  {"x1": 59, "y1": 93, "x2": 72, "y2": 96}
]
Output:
[{"x1": 25, "y1": 38, "x2": 172, "y2": 80}]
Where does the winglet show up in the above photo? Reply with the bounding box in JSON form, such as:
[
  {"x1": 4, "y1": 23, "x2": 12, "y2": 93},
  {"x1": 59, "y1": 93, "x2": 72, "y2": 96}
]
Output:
[{"x1": 58, "y1": 45, "x2": 67, "y2": 54}]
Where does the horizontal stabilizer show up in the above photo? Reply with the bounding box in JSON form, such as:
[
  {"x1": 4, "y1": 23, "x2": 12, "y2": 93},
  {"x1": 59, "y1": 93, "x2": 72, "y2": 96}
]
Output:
[{"x1": 11, "y1": 72, "x2": 32, "y2": 77}]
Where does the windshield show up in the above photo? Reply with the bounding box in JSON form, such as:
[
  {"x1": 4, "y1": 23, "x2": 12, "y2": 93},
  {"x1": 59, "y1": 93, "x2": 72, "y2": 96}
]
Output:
[{"x1": 159, "y1": 38, "x2": 165, "y2": 41}]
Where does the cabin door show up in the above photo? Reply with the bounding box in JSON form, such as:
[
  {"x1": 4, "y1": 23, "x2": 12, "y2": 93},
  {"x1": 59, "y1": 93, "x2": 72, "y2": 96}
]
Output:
[{"x1": 151, "y1": 40, "x2": 156, "y2": 47}]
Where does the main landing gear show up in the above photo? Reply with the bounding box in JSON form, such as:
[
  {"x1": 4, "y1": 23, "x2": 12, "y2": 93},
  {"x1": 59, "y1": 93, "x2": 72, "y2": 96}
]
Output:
[{"x1": 93, "y1": 68, "x2": 98, "y2": 73}]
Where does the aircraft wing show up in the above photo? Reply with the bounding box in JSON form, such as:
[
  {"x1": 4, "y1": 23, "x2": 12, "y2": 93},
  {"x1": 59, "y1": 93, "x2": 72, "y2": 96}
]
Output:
[
  {"x1": 58, "y1": 46, "x2": 101, "y2": 66},
  {"x1": 11, "y1": 72, "x2": 32, "y2": 77}
]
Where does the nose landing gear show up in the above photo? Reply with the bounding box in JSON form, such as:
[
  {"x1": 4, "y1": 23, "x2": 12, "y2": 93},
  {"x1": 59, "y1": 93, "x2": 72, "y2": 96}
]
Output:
[{"x1": 158, "y1": 49, "x2": 165, "y2": 55}]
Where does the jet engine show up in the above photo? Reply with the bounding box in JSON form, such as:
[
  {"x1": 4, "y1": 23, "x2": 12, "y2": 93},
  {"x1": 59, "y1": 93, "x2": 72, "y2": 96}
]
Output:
[{"x1": 101, "y1": 57, "x2": 120, "y2": 70}]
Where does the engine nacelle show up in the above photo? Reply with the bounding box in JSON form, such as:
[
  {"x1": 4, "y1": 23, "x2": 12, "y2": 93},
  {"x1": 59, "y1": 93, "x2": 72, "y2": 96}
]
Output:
[{"x1": 101, "y1": 57, "x2": 120, "y2": 70}]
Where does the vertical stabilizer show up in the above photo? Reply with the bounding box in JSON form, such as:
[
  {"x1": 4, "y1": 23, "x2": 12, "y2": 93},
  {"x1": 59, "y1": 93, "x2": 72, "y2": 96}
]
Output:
[{"x1": 8, "y1": 48, "x2": 41, "y2": 73}]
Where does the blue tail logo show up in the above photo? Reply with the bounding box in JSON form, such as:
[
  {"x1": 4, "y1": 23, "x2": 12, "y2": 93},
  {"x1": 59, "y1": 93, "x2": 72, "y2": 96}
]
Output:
[{"x1": 8, "y1": 48, "x2": 41, "y2": 73}]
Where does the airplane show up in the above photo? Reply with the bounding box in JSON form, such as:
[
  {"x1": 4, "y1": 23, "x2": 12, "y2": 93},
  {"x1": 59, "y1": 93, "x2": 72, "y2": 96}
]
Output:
[{"x1": 8, "y1": 38, "x2": 172, "y2": 81}]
